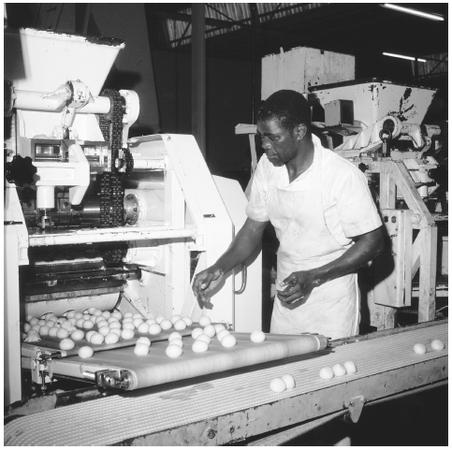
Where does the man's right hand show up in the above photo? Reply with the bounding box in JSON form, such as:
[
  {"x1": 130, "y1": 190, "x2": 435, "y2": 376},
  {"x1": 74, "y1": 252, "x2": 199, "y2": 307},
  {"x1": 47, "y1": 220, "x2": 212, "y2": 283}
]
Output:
[{"x1": 192, "y1": 265, "x2": 225, "y2": 309}]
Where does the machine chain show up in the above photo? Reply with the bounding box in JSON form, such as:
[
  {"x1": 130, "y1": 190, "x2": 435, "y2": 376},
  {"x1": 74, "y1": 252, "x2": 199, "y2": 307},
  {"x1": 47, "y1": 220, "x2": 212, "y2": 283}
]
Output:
[{"x1": 98, "y1": 89, "x2": 126, "y2": 230}]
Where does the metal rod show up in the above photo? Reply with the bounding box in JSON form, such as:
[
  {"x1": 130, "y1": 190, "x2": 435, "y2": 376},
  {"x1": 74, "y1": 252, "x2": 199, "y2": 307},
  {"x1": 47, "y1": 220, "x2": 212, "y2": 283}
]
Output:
[{"x1": 191, "y1": 3, "x2": 206, "y2": 156}]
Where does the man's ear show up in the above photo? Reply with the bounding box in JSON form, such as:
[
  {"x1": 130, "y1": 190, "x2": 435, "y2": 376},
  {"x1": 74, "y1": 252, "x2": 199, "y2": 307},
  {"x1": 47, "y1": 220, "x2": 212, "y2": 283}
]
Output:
[{"x1": 294, "y1": 124, "x2": 307, "y2": 141}]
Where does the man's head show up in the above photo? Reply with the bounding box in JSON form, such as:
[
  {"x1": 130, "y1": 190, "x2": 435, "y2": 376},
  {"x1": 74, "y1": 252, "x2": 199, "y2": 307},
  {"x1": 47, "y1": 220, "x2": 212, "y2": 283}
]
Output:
[
  {"x1": 257, "y1": 90, "x2": 311, "y2": 133},
  {"x1": 256, "y1": 90, "x2": 312, "y2": 166}
]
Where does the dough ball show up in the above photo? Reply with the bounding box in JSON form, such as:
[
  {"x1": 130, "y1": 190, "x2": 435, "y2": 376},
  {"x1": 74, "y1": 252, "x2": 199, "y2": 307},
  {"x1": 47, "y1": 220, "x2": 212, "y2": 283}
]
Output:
[
  {"x1": 192, "y1": 340, "x2": 209, "y2": 353},
  {"x1": 214, "y1": 323, "x2": 226, "y2": 333},
  {"x1": 64, "y1": 310, "x2": 76, "y2": 319},
  {"x1": 48, "y1": 327, "x2": 59, "y2": 337},
  {"x1": 281, "y1": 374, "x2": 296, "y2": 390},
  {"x1": 132, "y1": 313, "x2": 143, "y2": 320},
  {"x1": 199, "y1": 315, "x2": 211, "y2": 327},
  {"x1": 155, "y1": 315, "x2": 165, "y2": 324},
  {"x1": 104, "y1": 333, "x2": 119, "y2": 345},
  {"x1": 138, "y1": 323, "x2": 150, "y2": 334},
  {"x1": 146, "y1": 319, "x2": 156, "y2": 326},
  {"x1": 56, "y1": 328, "x2": 69, "y2": 339},
  {"x1": 85, "y1": 331, "x2": 97, "y2": 342},
  {"x1": 182, "y1": 317, "x2": 193, "y2": 327},
  {"x1": 168, "y1": 331, "x2": 182, "y2": 341},
  {"x1": 191, "y1": 327, "x2": 204, "y2": 340},
  {"x1": 166, "y1": 344, "x2": 183, "y2": 359},
  {"x1": 59, "y1": 338, "x2": 75, "y2": 351},
  {"x1": 269, "y1": 378, "x2": 286, "y2": 393},
  {"x1": 137, "y1": 336, "x2": 151, "y2": 346},
  {"x1": 343, "y1": 360, "x2": 357, "y2": 375},
  {"x1": 82, "y1": 314, "x2": 92, "y2": 321},
  {"x1": 111, "y1": 311, "x2": 122, "y2": 320},
  {"x1": 39, "y1": 325, "x2": 50, "y2": 336},
  {"x1": 110, "y1": 328, "x2": 122, "y2": 337},
  {"x1": 203, "y1": 325, "x2": 216, "y2": 338},
  {"x1": 78, "y1": 346, "x2": 94, "y2": 359},
  {"x1": 96, "y1": 318, "x2": 108, "y2": 328},
  {"x1": 221, "y1": 334, "x2": 237, "y2": 348},
  {"x1": 133, "y1": 318, "x2": 144, "y2": 328},
  {"x1": 196, "y1": 334, "x2": 211, "y2": 344},
  {"x1": 98, "y1": 326, "x2": 110, "y2": 336},
  {"x1": 332, "y1": 363, "x2": 346, "y2": 377},
  {"x1": 101, "y1": 311, "x2": 111, "y2": 319},
  {"x1": 92, "y1": 309, "x2": 103, "y2": 317},
  {"x1": 123, "y1": 312, "x2": 133, "y2": 319},
  {"x1": 134, "y1": 343, "x2": 149, "y2": 356},
  {"x1": 431, "y1": 339, "x2": 445, "y2": 352},
  {"x1": 23, "y1": 323, "x2": 31, "y2": 332},
  {"x1": 121, "y1": 329, "x2": 135, "y2": 340},
  {"x1": 38, "y1": 319, "x2": 46, "y2": 327},
  {"x1": 413, "y1": 343, "x2": 427, "y2": 355},
  {"x1": 83, "y1": 320, "x2": 94, "y2": 330},
  {"x1": 319, "y1": 367, "x2": 334, "y2": 380},
  {"x1": 71, "y1": 329, "x2": 84, "y2": 342},
  {"x1": 29, "y1": 317, "x2": 39, "y2": 326},
  {"x1": 216, "y1": 329, "x2": 230, "y2": 341},
  {"x1": 174, "y1": 319, "x2": 187, "y2": 331},
  {"x1": 123, "y1": 322, "x2": 135, "y2": 331},
  {"x1": 24, "y1": 330, "x2": 41, "y2": 342},
  {"x1": 76, "y1": 319, "x2": 85, "y2": 329},
  {"x1": 170, "y1": 338, "x2": 183, "y2": 348},
  {"x1": 160, "y1": 319, "x2": 172, "y2": 331},
  {"x1": 109, "y1": 321, "x2": 121, "y2": 330},
  {"x1": 250, "y1": 330, "x2": 266, "y2": 344},
  {"x1": 74, "y1": 312, "x2": 84, "y2": 320},
  {"x1": 87, "y1": 307, "x2": 98, "y2": 315},
  {"x1": 90, "y1": 332, "x2": 104, "y2": 346},
  {"x1": 61, "y1": 321, "x2": 74, "y2": 331},
  {"x1": 148, "y1": 324, "x2": 162, "y2": 336},
  {"x1": 170, "y1": 314, "x2": 182, "y2": 325}
]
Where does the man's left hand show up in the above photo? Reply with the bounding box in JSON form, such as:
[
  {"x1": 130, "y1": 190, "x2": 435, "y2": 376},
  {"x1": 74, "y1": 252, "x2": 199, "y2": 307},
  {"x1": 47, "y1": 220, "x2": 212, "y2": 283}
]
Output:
[{"x1": 276, "y1": 270, "x2": 321, "y2": 309}]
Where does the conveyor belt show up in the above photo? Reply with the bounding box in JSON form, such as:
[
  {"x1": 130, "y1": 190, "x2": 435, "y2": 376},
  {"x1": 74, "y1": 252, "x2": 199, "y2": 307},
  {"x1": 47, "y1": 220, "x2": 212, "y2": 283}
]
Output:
[{"x1": 5, "y1": 321, "x2": 447, "y2": 446}]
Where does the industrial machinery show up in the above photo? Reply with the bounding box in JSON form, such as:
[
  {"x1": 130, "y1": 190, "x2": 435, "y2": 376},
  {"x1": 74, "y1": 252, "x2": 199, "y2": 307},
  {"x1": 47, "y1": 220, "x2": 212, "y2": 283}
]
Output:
[
  {"x1": 4, "y1": 31, "x2": 447, "y2": 446},
  {"x1": 309, "y1": 80, "x2": 447, "y2": 330},
  {"x1": 4, "y1": 28, "x2": 263, "y2": 408}
]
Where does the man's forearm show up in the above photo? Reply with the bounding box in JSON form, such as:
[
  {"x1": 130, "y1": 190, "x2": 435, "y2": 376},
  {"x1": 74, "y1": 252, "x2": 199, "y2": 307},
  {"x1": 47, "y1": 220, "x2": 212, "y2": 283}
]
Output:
[
  {"x1": 312, "y1": 226, "x2": 385, "y2": 286},
  {"x1": 214, "y1": 218, "x2": 266, "y2": 274}
]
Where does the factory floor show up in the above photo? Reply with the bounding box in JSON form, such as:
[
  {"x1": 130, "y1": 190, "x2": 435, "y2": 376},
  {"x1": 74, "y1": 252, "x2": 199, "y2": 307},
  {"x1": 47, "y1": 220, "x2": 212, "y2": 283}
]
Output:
[{"x1": 282, "y1": 385, "x2": 448, "y2": 446}]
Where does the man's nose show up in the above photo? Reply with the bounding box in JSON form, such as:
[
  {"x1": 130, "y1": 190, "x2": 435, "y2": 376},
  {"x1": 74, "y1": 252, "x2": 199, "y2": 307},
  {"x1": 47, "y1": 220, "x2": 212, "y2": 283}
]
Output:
[{"x1": 261, "y1": 136, "x2": 272, "y2": 150}]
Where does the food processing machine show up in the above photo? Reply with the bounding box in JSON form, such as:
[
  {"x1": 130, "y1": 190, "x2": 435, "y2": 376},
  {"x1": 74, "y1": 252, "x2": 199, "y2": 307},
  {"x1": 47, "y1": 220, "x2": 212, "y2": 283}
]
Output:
[
  {"x1": 4, "y1": 30, "x2": 447, "y2": 446},
  {"x1": 309, "y1": 79, "x2": 447, "y2": 330},
  {"x1": 4, "y1": 28, "x2": 264, "y2": 407}
]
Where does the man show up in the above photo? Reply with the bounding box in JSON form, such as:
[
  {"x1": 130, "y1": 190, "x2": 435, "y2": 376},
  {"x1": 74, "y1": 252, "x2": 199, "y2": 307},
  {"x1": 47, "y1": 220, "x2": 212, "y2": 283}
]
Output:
[{"x1": 193, "y1": 90, "x2": 385, "y2": 339}]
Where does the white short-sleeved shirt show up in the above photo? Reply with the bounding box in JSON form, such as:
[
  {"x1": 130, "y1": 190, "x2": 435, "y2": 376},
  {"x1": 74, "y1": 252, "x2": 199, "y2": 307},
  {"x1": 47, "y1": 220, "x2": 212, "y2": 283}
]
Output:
[{"x1": 246, "y1": 134, "x2": 382, "y2": 271}]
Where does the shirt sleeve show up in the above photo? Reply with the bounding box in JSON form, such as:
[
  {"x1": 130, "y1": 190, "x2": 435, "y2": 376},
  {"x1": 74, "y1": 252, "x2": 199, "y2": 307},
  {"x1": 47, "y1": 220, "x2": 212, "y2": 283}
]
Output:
[
  {"x1": 333, "y1": 163, "x2": 382, "y2": 238},
  {"x1": 246, "y1": 158, "x2": 270, "y2": 222}
]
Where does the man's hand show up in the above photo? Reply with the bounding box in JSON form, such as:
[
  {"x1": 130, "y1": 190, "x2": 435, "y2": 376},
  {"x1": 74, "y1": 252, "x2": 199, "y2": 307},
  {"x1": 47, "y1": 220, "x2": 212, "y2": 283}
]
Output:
[
  {"x1": 276, "y1": 270, "x2": 321, "y2": 310},
  {"x1": 192, "y1": 265, "x2": 225, "y2": 309}
]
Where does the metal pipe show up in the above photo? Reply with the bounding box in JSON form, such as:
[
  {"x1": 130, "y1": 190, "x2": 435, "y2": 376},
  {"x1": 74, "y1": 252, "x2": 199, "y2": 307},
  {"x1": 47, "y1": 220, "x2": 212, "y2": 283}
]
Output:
[
  {"x1": 191, "y1": 3, "x2": 206, "y2": 156},
  {"x1": 13, "y1": 89, "x2": 111, "y2": 114}
]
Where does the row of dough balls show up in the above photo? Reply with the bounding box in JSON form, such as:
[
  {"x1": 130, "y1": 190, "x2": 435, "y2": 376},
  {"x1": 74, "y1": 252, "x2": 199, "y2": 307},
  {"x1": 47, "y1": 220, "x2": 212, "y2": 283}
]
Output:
[
  {"x1": 23, "y1": 309, "x2": 194, "y2": 350},
  {"x1": 413, "y1": 339, "x2": 445, "y2": 355},
  {"x1": 319, "y1": 361, "x2": 357, "y2": 380}
]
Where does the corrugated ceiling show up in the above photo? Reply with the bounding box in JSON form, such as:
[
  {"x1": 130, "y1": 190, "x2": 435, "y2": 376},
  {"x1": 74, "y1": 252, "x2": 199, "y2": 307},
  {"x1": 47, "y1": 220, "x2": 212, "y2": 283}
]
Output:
[{"x1": 167, "y1": 3, "x2": 324, "y2": 47}]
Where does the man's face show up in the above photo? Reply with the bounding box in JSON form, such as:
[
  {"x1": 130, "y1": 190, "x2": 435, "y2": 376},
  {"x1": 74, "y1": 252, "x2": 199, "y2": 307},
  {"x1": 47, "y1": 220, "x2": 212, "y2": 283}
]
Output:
[{"x1": 257, "y1": 117, "x2": 298, "y2": 167}]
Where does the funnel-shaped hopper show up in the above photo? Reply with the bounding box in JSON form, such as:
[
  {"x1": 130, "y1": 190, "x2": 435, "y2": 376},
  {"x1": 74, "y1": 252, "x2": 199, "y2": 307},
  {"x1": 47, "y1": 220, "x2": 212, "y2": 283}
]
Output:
[
  {"x1": 310, "y1": 79, "x2": 436, "y2": 127},
  {"x1": 5, "y1": 28, "x2": 124, "y2": 95}
]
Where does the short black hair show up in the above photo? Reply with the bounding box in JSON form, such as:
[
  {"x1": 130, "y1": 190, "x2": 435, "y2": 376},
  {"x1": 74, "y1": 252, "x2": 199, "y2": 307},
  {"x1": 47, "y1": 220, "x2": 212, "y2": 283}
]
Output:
[{"x1": 257, "y1": 90, "x2": 311, "y2": 132}]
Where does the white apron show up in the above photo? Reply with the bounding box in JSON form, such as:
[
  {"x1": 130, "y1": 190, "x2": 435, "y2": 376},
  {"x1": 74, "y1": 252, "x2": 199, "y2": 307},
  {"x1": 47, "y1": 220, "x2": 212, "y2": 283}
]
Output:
[{"x1": 269, "y1": 152, "x2": 360, "y2": 340}]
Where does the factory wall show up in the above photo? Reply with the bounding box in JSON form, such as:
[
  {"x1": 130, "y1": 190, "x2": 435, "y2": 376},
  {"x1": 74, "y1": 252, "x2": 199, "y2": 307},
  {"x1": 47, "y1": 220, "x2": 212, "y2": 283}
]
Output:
[{"x1": 151, "y1": 49, "x2": 255, "y2": 189}]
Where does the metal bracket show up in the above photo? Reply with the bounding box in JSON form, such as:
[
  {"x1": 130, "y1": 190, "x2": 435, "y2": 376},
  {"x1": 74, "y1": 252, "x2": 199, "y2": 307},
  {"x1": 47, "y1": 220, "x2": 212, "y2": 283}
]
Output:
[
  {"x1": 344, "y1": 395, "x2": 365, "y2": 424},
  {"x1": 96, "y1": 369, "x2": 133, "y2": 390}
]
